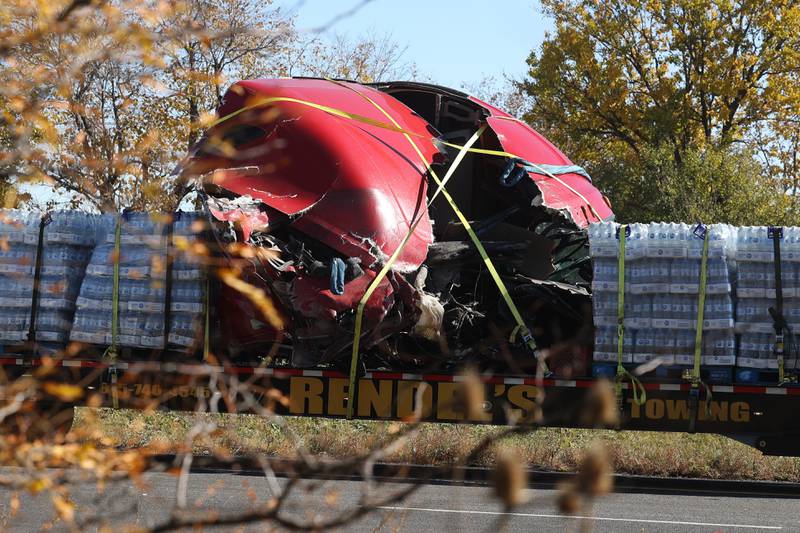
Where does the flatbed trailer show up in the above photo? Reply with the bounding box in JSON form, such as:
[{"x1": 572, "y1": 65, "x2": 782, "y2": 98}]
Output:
[
  {"x1": 5, "y1": 351, "x2": 800, "y2": 456},
  {"x1": 3, "y1": 78, "x2": 798, "y2": 457}
]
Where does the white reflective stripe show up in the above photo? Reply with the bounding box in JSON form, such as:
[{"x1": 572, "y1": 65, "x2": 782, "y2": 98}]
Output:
[
  {"x1": 713, "y1": 385, "x2": 734, "y2": 393},
  {"x1": 452, "y1": 375, "x2": 466, "y2": 382},
  {"x1": 363, "y1": 372, "x2": 373, "y2": 379},
  {"x1": 554, "y1": 380, "x2": 576, "y2": 387},
  {"x1": 62, "y1": 360, "x2": 82, "y2": 367},
  {"x1": 766, "y1": 387, "x2": 787, "y2": 395},
  {"x1": 659, "y1": 384, "x2": 681, "y2": 391},
  {"x1": 15, "y1": 359, "x2": 23, "y2": 365},
  {"x1": 504, "y1": 378, "x2": 525, "y2": 385},
  {"x1": 402, "y1": 374, "x2": 423, "y2": 380},
  {"x1": 303, "y1": 370, "x2": 323, "y2": 377},
  {"x1": 377, "y1": 506, "x2": 783, "y2": 530}
]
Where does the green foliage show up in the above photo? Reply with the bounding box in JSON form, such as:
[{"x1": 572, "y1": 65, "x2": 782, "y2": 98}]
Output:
[
  {"x1": 522, "y1": 0, "x2": 800, "y2": 224},
  {"x1": 595, "y1": 144, "x2": 793, "y2": 225}
]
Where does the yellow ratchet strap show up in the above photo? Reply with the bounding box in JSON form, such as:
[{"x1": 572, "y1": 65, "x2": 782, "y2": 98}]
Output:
[
  {"x1": 203, "y1": 276, "x2": 211, "y2": 361},
  {"x1": 103, "y1": 214, "x2": 122, "y2": 361},
  {"x1": 103, "y1": 213, "x2": 122, "y2": 408},
  {"x1": 614, "y1": 225, "x2": 646, "y2": 407},
  {"x1": 687, "y1": 227, "x2": 712, "y2": 403},
  {"x1": 209, "y1": 93, "x2": 602, "y2": 219}
]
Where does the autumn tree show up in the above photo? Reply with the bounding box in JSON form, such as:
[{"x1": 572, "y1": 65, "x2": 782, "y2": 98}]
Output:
[
  {"x1": 1, "y1": 0, "x2": 416, "y2": 212},
  {"x1": 2, "y1": 1, "x2": 193, "y2": 211},
  {"x1": 522, "y1": 0, "x2": 800, "y2": 223},
  {"x1": 291, "y1": 32, "x2": 416, "y2": 83},
  {"x1": 158, "y1": 0, "x2": 296, "y2": 150}
]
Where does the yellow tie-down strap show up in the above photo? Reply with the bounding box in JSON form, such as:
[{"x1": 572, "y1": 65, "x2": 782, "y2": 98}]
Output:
[
  {"x1": 614, "y1": 225, "x2": 646, "y2": 407},
  {"x1": 687, "y1": 226, "x2": 712, "y2": 404}
]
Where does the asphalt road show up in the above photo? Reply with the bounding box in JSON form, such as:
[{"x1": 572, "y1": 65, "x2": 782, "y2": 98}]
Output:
[{"x1": 0, "y1": 471, "x2": 799, "y2": 532}]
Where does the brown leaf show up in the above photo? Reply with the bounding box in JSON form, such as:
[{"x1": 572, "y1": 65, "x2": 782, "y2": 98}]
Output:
[
  {"x1": 9, "y1": 493, "x2": 20, "y2": 517},
  {"x1": 51, "y1": 493, "x2": 75, "y2": 522},
  {"x1": 581, "y1": 379, "x2": 619, "y2": 427},
  {"x1": 556, "y1": 484, "x2": 581, "y2": 515},
  {"x1": 576, "y1": 445, "x2": 613, "y2": 497},
  {"x1": 462, "y1": 368, "x2": 488, "y2": 420},
  {"x1": 493, "y1": 449, "x2": 527, "y2": 508}
]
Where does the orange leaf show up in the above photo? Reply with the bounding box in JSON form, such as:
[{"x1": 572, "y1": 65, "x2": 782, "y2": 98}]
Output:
[
  {"x1": 43, "y1": 382, "x2": 84, "y2": 402},
  {"x1": 51, "y1": 494, "x2": 75, "y2": 522}
]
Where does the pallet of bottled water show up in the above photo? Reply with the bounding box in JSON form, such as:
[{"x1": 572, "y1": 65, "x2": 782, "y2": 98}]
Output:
[
  {"x1": 0, "y1": 210, "x2": 97, "y2": 344},
  {"x1": 70, "y1": 212, "x2": 206, "y2": 350},
  {"x1": 735, "y1": 227, "x2": 800, "y2": 368},
  {"x1": 589, "y1": 222, "x2": 736, "y2": 367}
]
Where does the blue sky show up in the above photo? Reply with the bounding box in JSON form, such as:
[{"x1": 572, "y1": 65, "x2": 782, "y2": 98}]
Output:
[{"x1": 278, "y1": 0, "x2": 553, "y2": 89}]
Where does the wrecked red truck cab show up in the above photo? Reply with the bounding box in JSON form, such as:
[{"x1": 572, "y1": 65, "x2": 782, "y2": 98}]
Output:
[{"x1": 179, "y1": 78, "x2": 612, "y2": 373}]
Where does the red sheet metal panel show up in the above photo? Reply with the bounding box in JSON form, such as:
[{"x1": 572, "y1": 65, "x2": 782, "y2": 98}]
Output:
[
  {"x1": 207, "y1": 78, "x2": 441, "y2": 271},
  {"x1": 468, "y1": 96, "x2": 613, "y2": 227}
]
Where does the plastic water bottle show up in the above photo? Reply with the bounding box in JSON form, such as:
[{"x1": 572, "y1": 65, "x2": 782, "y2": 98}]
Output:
[
  {"x1": 634, "y1": 328, "x2": 655, "y2": 362},
  {"x1": 703, "y1": 332, "x2": 736, "y2": 366},
  {"x1": 758, "y1": 333, "x2": 775, "y2": 368},
  {"x1": 674, "y1": 330, "x2": 695, "y2": 365},
  {"x1": 652, "y1": 294, "x2": 669, "y2": 325}
]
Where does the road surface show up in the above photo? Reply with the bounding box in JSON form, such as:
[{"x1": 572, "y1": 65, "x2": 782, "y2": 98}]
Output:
[{"x1": 0, "y1": 471, "x2": 798, "y2": 532}]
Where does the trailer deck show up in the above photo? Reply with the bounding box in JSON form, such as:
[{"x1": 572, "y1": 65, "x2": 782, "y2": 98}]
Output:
[{"x1": 4, "y1": 351, "x2": 799, "y2": 456}]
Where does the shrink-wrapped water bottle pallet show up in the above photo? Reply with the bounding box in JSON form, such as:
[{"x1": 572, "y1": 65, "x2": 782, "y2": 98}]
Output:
[
  {"x1": 593, "y1": 351, "x2": 633, "y2": 364},
  {"x1": 70, "y1": 330, "x2": 198, "y2": 349},
  {"x1": 630, "y1": 353, "x2": 735, "y2": 366},
  {"x1": 734, "y1": 322, "x2": 800, "y2": 334},
  {"x1": 591, "y1": 362, "x2": 733, "y2": 383},
  {"x1": 592, "y1": 281, "x2": 732, "y2": 295},
  {"x1": 734, "y1": 367, "x2": 790, "y2": 383},
  {"x1": 736, "y1": 250, "x2": 800, "y2": 262},
  {"x1": 593, "y1": 316, "x2": 652, "y2": 328},
  {"x1": 647, "y1": 318, "x2": 735, "y2": 330},
  {"x1": 74, "y1": 297, "x2": 203, "y2": 314},
  {"x1": 736, "y1": 287, "x2": 797, "y2": 299},
  {"x1": 735, "y1": 355, "x2": 781, "y2": 370}
]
